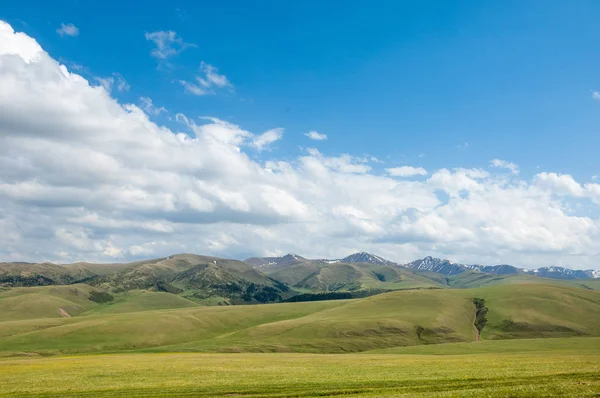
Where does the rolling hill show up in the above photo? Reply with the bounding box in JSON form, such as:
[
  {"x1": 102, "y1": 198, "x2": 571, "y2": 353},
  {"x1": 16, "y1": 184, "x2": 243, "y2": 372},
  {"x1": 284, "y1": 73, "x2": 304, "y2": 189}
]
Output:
[
  {"x1": 88, "y1": 254, "x2": 291, "y2": 303},
  {"x1": 0, "y1": 283, "x2": 598, "y2": 355},
  {"x1": 0, "y1": 262, "x2": 94, "y2": 286},
  {"x1": 2, "y1": 252, "x2": 599, "y2": 311},
  {"x1": 0, "y1": 254, "x2": 291, "y2": 305},
  {"x1": 265, "y1": 261, "x2": 443, "y2": 291}
]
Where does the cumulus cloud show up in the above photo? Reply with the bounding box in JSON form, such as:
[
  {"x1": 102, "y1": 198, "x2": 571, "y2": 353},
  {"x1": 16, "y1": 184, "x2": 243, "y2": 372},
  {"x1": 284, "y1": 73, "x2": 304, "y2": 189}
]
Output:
[
  {"x1": 1, "y1": 20, "x2": 600, "y2": 269},
  {"x1": 56, "y1": 23, "x2": 79, "y2": 37},
  {"x1": 490, "y1": 159, "x2": 519, "y2": 175},
  {"x1": 386, "y1": 166, "x2": 428, "y2": 177},
  {"x1": 593, "y1": 91, "x2": 600, "y2": 101},
  {"x1": 533, "y1": 172, "x2": 600, "y2": 204},
  {"x1": 534, "y1": 172, "x2": 585, "y2": 196},
  {"x1": 145, "y1": 30, "x2": 193, "y2": 59},
  {"x1": 305, "y1": 131, "x2": 327, "y2": 141}
]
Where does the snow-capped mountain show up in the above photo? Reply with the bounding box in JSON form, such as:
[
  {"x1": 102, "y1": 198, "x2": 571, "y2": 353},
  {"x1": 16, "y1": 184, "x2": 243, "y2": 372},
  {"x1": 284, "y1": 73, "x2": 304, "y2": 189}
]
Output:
[
  {"x1": 405, "y1": 256, "x2": 599, "y2": 279},
  {"x1": 524, "y1": 266, "x2": 599, "y2": 280},
  {"x1": 466, "y1": 264, "x2": 522, "y2": 275},
  {"x1": 405, "y1": 256, "x2": 465, "y2": 275},
  {"x1": 244, "y1": 253, "x2": 308, "y2": 269},
  {"x1": 244, "y1": 252, "x2": 600, "y2": 280},
  {"x1": 245, "y1": 252, "x2": 396, "y2": 269},
  {"x1": 340, "y1": 252, "x2": 397, "y2": 266}
]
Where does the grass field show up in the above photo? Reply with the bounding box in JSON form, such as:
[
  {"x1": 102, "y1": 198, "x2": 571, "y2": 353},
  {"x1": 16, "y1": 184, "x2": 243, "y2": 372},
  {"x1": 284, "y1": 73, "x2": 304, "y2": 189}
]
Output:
[
  {"x1": 1, "y1": 339, "x2": 598, "y2": 397},
  {"x1": 1, "y1": 283, "x2": 599, "y2": 396}
]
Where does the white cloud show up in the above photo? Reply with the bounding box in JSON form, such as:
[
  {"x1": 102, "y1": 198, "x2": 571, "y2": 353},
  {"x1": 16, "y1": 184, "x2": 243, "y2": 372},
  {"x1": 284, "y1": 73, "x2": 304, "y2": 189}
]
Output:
[
  {"x1": 386, "y1": 166, "x2": 428, "y2": 177},
  {"x1": 95, "y1": 73, "x2": 129, "y2": 93},
  {"x1": 56, "y1": 23, "x2": 79, "y2": 37},
  {"x1": 1, "y1": 20, "x2": 600, "y2": 269},
  {"x1": 490, "y1": 159, "x2": 519, "y2": 175},
  {"x1": 179, "y1": 79, "x2": 210, "y2": 96},
  {"x1": 179, "y1": 62, "x2": 232, "y2": 96},
  {"x1": 140, "y1": 97, "x2": 167, "y2": 116},
  {"x1": 303, "y1": 149, "x2": 371, "y2": 174},
  {"x1": 534, "y1": 172, "x2": 585, "y2": 196},
  {"x1": 593, "y1": 91, "x2": 600, "y2": 101},
  {"x1": 252, "y1": 128, "x2": 284, "y2": 151},
  {"x1": 305, "y1": 131, "x2": 327, "y2": 141},
  {"x1": 199, "y1": 62, "x2": 230, "y2": 88},
  {"x1": 534, "y1": 172, "x2": 600, "y2": 204},
  {"x1": 145, "y1": 30, "x2": 193, "y2": 59}
]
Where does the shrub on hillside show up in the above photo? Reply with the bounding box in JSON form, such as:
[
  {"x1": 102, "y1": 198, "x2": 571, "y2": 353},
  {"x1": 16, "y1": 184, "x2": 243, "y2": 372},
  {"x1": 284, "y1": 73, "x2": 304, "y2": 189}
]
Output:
[
  {"x1": 155, "y1": 281, "x2": 184, "y2": 294},
  {"x1": 89, "y1": 290, "x2": 114, "y2": 303}
]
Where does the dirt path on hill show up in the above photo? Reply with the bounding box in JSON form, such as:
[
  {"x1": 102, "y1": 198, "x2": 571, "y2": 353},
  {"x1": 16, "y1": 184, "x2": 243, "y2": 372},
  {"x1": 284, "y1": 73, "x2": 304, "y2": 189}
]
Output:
[
  {"x1": 473, "y1": 308, "x2": 480, "y2": 341},
  {"x1": 58, "y1": 308, "x2": 71, "y2": 318}
]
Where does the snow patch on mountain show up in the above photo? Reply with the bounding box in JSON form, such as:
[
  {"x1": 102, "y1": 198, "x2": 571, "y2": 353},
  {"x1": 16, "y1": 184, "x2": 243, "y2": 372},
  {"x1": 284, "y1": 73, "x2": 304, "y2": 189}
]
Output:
[
  {"x1": 244, "y1": 253, "x2": 308, "y2": 269},
  {"x1": 404, "y1": 256, "x2": 465, "y2": 275},
  {"x1": 524, "y1": 266, "x2": 598, "y2": 280},
  {"x1": 340, "y1": 252, "x2": 397, "y2": 266}
]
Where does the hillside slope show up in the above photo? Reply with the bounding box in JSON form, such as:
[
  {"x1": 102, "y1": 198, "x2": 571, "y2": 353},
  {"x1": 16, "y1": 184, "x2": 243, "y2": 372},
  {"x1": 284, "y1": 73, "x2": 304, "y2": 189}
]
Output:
[
  {"x1": 0, "y1": 284, "x2": 98, "y2": 321},
  {"x1": 0, "y1": 262, "x2": 94, "y2": 287},
  {"x1": 88, "y1": 254, "x2": 291, "y2": 303},
  {"x1": 476, "y1": 283, "x2": 600, "y2": 339},
  {"x1": 265, "y1": 261, "x2": 442, "y2": 291},
  {"x1": 0, "y1": 283, "x2": 598, "y2": 355}
]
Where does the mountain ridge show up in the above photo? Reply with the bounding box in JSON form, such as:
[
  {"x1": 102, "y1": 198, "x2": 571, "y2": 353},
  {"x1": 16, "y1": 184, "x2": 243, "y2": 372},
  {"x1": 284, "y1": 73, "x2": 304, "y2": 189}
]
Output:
[{"x1": 244, "y1": 253, "x2": 599, "y2": 280}]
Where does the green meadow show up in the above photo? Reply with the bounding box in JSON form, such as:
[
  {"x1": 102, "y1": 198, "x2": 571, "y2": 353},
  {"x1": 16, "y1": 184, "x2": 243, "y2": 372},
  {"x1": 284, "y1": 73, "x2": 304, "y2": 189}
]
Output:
[{"x1": 1, "y1": 344, "x2": 599, "y2": 397}]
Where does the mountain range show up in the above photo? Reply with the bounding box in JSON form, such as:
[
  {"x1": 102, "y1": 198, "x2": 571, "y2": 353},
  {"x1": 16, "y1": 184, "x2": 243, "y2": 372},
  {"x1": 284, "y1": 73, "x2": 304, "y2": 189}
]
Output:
[
  {"x1": 1, "y1": 252, "x2": 598, "y2": 306},
  {"x1": 246, "y1": 253, "x2": 599, "y2": 280}
]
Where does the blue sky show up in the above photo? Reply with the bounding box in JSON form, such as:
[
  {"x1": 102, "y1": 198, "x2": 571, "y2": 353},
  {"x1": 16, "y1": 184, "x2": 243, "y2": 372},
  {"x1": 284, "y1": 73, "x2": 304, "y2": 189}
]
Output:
[
  {"x1": 4, "y1": 1, "x2": 600, "y2": 177},
  {"x1": 1, "y1": 1, "x2": 600, "y2": 267}
]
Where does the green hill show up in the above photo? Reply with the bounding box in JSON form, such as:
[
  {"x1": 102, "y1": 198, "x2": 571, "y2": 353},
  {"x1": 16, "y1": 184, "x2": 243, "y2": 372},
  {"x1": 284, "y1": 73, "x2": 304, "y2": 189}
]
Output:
[
  {"x1": 265, "y1": 261, "x2": 443, "y2": 291},
  {"x1": 0, "y1": 283, "x2": 598, "y2": 356},
  {"x1": 0, "y1": 262, "x2": 94, "y2": 287},
  {"x1": 475, "y1": 283, "x2": 600, "y2": 339},
  {"x1": 82, "y1": 290, "x2": 199, "y2": 315},
  {"x1": 446, "y1": 271, "x2": 568, "y2": 288},
  {"x1": 0, "y1": 284, "x2": 98, "y2": 321},
  {"x1": 64, "y1": 255, "x2": 291, "y2": 304},
  {"x1": 1, "y1": 255, "x2": 292, "y2": 304},
  {"x1": 3, "y1": 254, "x2": 598, "y2": 308},
  {"x1": 0, "y1": 284, "x2": 203, "y2": 321}
]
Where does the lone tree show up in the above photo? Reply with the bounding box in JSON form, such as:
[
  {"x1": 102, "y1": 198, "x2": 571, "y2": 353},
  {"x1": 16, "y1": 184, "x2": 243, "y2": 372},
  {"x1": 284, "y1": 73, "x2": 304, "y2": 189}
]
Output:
[
  {"x1": 473, "y1": 297, "x2": 489, "y2": 334},
  {"x1": 415, "y1": 325, "x2": 425, "y2": 342}
]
